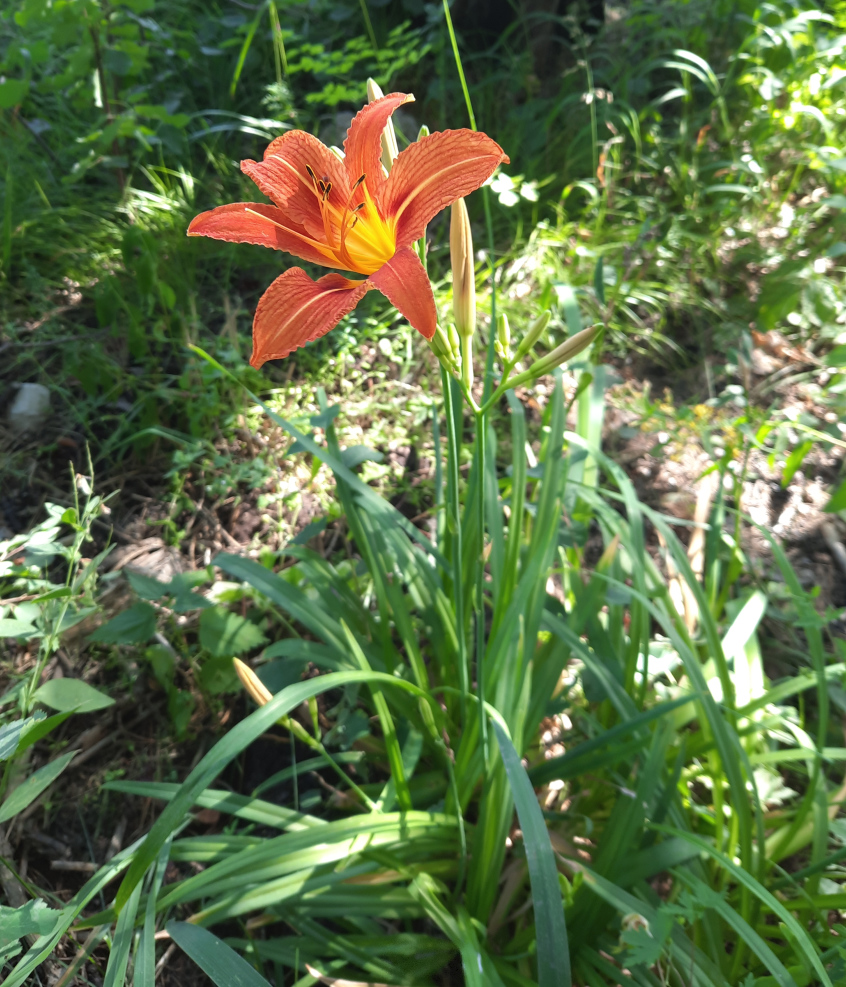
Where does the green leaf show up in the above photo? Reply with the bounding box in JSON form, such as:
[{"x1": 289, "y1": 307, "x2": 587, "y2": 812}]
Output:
[
  {"x1": 825, "y1": 345, "x2": 846, "y2": 366},
  {"x1": 16, "y1": 712, "x2": 73, "y2": 754},
  {"x1": 782, "y1": 440, "x2": 813, "y2": 487},
  {"x1": 825, "y1": 478, "x2": 846, "y2": 514},
  {"x1": 0, "y1": 719, "x2": 30, "y2": 760},
  {"x1": 126, "y1": 569, "x2": 172, "y2": 601},
  {"x1": 339, "y1": 444, "x2": 384, "y2": 468},
  {"x1": 0, "y1": 901, "x2": 63, "y2": 944},
  {"x1": 167, "y1": 922, "x2": 271, "y2": 987},
  {"x1": 199, "y1": 607, "x2": 267, "y2": 657},
  {"x1": 90, "y1": 602, "x2": 157, "y2": 644},
  {"x1": 0, "y1": 750, "x2": 78, "y2": 823},
  {"x1": 0, "y1": 79, "x2": 29, "y2": 109},
  {"x1": 33, "y1": 679, "x2": 114, "y2": 713},
  {"x1": 620, "y1": 911, "x2": 673, "y2": 967},
  {"x1": 197, "y1": 655, "x2": 241, "y2": 695},
  {"x1": 493, "y1": 722, "x2": 570, "y2": 987},
  {"x1": 0, "y1": 618, "x2": 40, "y2": 639}
]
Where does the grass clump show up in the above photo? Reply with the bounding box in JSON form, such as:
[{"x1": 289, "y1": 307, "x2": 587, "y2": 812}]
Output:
[{"x1": 1, "y1": 1, "x2": 846, "y2": 985}]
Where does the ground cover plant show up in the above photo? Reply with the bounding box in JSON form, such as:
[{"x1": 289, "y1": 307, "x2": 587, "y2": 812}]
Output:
[{"x1": 2, "y1": 0, "x2": 846, "y2": 985}]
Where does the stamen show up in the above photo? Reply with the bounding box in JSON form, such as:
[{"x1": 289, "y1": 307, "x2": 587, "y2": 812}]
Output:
[{"x1": 323, "y1": 182, "x2": 332, "y2": 201}]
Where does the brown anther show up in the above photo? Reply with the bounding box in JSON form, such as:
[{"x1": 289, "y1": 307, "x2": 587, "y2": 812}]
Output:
[
  {"x1": 305, "y1": 164, "x2": 317, "y2": 181},
  {"x1": 352, "y1": 174, "x2": 366, "y2": 191},
  {"x1": 322, "y1": 182, "x2": 332, "y2": 200}
]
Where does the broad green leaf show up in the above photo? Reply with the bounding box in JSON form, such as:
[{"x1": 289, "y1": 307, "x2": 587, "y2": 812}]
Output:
[
  {"x1": 0, "y1": 618, "x2": 40, "y2": 639},
  {"x1": 494, "y1": 722, "x2": 570, "y2": 987},
  {"x1": 168, "y1": 922, "x2": 271, "y2": 987},
  {"x1": 0, "y1": 719, "x2": 30, "y2": 760},
  {"x1": 0, "y1": 901, "x2": 63, "y2": 943},
  {"x1": 16, "y1": 712, "x2": 73, "y2": 754},
  {"x1": 33, "y1": 678, "x2": 114, "y2": 713},
  {"x1": 90, "y1": 603, "x2": 157, "y2": 644},
  {"x1": 0, "y1": 79, "x2": 28, "y2": 108},
  {"x1": 199, "y1": 607, "x2": 267, "y2": 657},
  {"x1": 126, "y1": 569, "x2": 171, "y2": 600},
  {"x1": 0, "y1": 750, "x2": 78, "y2": 823},
  {"x1": 824, "y1": 478, "x2": 846, "y2": 513}
]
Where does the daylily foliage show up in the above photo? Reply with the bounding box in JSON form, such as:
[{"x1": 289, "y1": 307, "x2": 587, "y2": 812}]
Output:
[{"x1": 188, "y1": 93, "x2": 508, "y2": 367}]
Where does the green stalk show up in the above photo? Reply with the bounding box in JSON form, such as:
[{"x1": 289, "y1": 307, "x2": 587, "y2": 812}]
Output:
[
  {"x1": 474, "y1": 407, "x2": 488, "y2": 767},
  {"x1": 442, "y1": 366, "x2": 469, "y2": 730},
  {"x1": 358, "y1": 0, "x2": 379, "y2": 54}
]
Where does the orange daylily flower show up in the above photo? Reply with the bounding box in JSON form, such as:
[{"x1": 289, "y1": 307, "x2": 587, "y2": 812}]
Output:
[{"x1": 187, "y1": 93, "x2": 509, "y2": 367}]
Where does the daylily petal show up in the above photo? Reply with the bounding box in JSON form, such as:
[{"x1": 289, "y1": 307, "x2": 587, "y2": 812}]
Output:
[
  {"x1": 251, "y1": 269, "x2": 371, "y2": 367},
  {"x1": 385, "y1": 130, "x2": 509, "y2": 249},
  {"x1": 241, "y1": 130, "x2": 350, "y2": 235},
  {"x1": 344, "y1": 92, "x2": 414, "y2": 205},
  {"x1": 369, "y1": 247, "x2": 437, "y2": 340},
  {"x1": 187, "y1": 202, "x2": 339, "y2": 268}
]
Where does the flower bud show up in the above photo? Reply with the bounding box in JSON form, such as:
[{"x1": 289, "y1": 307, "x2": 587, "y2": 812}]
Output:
[
  {"x1": 429, "y1": 324, "x2": 460, "y2": 377},
  {"x1": 234, "y1": 657, "x2": 272, "y2": 706},
  {"x1": 514, "y1": 309, "x2": 551, "y2": 361},
  {"x1": 450, "y1": 198, "x2": 475, "y2": 340},
  {"x1": 417, "y1": 124, "x2": 430, "y2": 141},
  {"x1": 367, "y1": 77, "x2": 399, "y2": 173},
  {"x1": 495, "y1": 313, "x2": 511, "y2": 362},
  {"x1": 448, "y1": 322, "x2": 460, "y2": 354},
  {"x1": 527, "y1": 323, "x2": 601, "y2": 377}
]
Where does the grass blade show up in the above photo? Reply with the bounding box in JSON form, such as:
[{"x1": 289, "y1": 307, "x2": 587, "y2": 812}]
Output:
[
  {"x1": 168, "y1": 921, "x2": 271, "y2": 986},
  {"x1": 493, "y1": 721, "x2": 570, "y2": 987}
]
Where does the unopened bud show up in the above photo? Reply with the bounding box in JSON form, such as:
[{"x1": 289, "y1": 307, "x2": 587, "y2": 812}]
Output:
[
  {"x1": 448, "y1": 322, "x2": 460, "y2": 354},
  {"x1": 450, "y1": 198, "x2": 475, "y2": 339},
  {"x1": 417, "y1": 124, "x2": 430, "y2": 141},
  {"x1": 234, "y1": 657, "x2": 272, "y2": 706},
  {"x1": 495, "y1": 313, "x2": 511, "y2": 362},
  {"x1": 528, "y1": 323, "x2": 601, "y2": 377},
  {"x1": 367, "y1": 77, "x2": 398, "y2": 173},
  {"x1": 429, "y1": 324, "x2": 460, "y2": 377},
  {"x1": 515, "y1": 309, "x2": 551, "y2": 361}
]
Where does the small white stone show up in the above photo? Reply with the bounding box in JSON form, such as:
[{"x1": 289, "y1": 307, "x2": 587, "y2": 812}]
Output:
[{"x1": 8, "y1": 384, "x2": 51, "y2": 434}]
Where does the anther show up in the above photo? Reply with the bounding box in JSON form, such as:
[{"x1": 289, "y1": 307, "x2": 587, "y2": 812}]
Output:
[
  {"x1": 322, "y1": 182, "x2": 332, "y2": 200},
  {"x1": 352, "y1": 174, "x2": 366, "y2": 191}
]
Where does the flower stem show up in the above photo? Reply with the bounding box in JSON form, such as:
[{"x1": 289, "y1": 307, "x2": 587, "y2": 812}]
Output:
[
  {"x1": 442, "y1": 365, "x2": 468, "y2": 731},
  {"x1": 460, "y1": 332, "x2": 474, "y2": 393},
  {"x1": 474, "y1": 408, "x2": 489, "y2": 767}
]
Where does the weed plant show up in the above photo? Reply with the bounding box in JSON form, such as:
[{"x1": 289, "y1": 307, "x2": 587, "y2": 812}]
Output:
[{"x1": 1, "y1": 0, "x2": 846, "y2": 985}]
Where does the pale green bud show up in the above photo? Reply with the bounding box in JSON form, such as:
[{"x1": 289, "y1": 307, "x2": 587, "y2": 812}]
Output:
[
  {"x1": 514, "y1": 309, "x2": 551, "y2": 361},
  {"x1": 450, "y1": 198, "x2": 476, "y2": 340},
  {"x1": 527, "y1": 324, "x2": 601, "y2": 377},
  {"x1": 429, "y1": 323, "x2": 460, "y2": 377},
  {"x1": 366, "y1": 77, "x2": 398, "y2": 173},
  {"x1": 495, "y1": 313, "x2": 511, "y2": 362},
  {"x1": 417, "y1": 124, "x2": 430, "y2": 141}
]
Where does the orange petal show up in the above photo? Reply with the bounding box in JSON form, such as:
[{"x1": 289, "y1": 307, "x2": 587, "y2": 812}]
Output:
[
  {"x1": 343, "y1": 92, "x2": 414, "y2": 204},
  {"x1": 251, "y1": 269, "x2": 371, "y2": 367},
  {"x1": 241, "y1": 130, "x2": 350, "y2": 235},
  {"x1": 369, "y1": 247, "x2": 437, "y2": 340},
  {"x1": 187, "y1": 202, "x2": 337, "y2": 268},
  {"x1": 385, "y1": 130, "x2": 509, "y2": 248}
]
